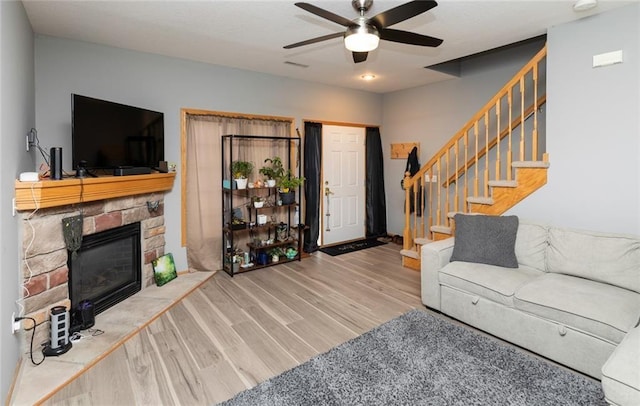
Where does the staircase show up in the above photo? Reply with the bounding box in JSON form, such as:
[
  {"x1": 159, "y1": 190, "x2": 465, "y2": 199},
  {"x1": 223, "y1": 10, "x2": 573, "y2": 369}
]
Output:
[{"x1": 401, "y1": 45, "x2": 548, "y2": 270}]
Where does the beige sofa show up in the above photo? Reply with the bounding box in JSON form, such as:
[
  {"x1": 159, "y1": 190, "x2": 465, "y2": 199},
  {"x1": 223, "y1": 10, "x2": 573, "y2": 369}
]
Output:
[{"x1": 421, "y1": 218, "x2": 640, "y2": 404}]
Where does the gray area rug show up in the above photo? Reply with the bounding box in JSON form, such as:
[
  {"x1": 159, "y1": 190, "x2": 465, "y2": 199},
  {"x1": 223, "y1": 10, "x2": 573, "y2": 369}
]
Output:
[{"x1": 221, "y1": 309, "x2": 606, "y2": 405}]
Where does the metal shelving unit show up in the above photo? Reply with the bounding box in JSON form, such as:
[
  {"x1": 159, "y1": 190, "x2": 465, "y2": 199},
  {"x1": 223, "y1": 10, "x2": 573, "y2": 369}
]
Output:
[{"x1": 221, "y1": 134, "x2": 302, "y2": 276}]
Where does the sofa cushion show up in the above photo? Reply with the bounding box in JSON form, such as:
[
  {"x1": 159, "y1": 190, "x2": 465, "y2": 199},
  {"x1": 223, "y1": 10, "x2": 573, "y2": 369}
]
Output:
[
  {"x1": 439, "y1": 261, "x2": 544, "y2": 307},
  {"x1": 514, "y1": 273, "x2": 640, "y2": 343},
  {"x1": 450, "y1": 214, "x2": 519, "y2": 268},
  {"x1": 514, "y1": 222, "x2": 548, "y2": 272},
  {"x1": 547, "y1": 227, "x2": 640, "y2": 293}
]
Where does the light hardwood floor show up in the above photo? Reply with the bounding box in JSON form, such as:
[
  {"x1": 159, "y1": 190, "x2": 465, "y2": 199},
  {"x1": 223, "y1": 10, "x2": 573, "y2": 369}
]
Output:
[{"x1": 45, "y1": 243, "x2": 422, "y2": 405}]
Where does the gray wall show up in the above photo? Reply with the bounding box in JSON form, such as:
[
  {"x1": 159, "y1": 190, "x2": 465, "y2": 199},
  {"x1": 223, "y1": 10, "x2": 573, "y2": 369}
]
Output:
[
  {"x1": 510, "y1": 3, "x2": 640, "y2": 234},
  {"x1": 1, "y1": 1, "x2": 35, "y2": 401},
  {"x1": 382, "y1": 4, "x2": 640, "y2": 236},
  {"x1": 382, "y1": 40, "x2": 546, "y2": 235},
  {"x1": 34, "y1": 36, "x2": 383, "y2": 273}
]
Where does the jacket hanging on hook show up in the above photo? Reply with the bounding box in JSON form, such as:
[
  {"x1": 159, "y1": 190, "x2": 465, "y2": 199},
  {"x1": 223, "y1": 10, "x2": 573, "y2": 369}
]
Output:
[{"x1": 402, "y1": 146, "x2": 424, "y2": 216}]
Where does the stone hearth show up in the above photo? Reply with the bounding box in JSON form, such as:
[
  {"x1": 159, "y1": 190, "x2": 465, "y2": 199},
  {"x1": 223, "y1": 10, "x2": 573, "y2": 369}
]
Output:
[{"x1": 19, "y1": 192, "x2": 166, "y2": 347}]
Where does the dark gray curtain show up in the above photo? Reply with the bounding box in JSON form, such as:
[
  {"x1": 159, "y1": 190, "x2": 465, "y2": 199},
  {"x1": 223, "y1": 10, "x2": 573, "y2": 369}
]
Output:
[
  {"x1": 303, "y1": 122, "x2": 322, "y2": 252},
  {"x1": 366, "y1": 127, "x2": 388, "y2": 238}
]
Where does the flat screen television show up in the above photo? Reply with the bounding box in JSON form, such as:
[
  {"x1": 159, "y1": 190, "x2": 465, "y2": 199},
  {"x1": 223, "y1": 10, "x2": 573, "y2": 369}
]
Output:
[{"x1": 71, "y1": 94, "x2": 164, "y2": 171}]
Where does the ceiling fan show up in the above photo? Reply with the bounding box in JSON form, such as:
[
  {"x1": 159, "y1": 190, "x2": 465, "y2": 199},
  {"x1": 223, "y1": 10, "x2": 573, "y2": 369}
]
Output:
[{"x1": 284, "y1": 0, "x2": 443, "y2": 63}]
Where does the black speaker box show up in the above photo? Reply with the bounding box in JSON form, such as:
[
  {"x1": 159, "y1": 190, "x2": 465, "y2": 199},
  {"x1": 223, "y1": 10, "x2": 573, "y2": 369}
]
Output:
[{"x1": 50, "y1": 147, "x2": 63, "y2": 180}]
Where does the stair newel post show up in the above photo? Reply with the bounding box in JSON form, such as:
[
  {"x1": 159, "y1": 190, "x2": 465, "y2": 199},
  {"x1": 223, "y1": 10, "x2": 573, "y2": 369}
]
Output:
[
  {"x1": 412, "y1": 176, "x2": 418, "y2": 243},
  {"x1": 419, "y1": 172, "x2": 425, "y2": 239},
  {"x1": 402, "y1": 171, "x2": 412, "y2": 252}
]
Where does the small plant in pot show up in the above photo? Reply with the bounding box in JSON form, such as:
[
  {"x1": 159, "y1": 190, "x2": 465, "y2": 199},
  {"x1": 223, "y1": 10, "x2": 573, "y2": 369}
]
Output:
[
  {"x1": 278, "y1": 170, "x2": 305, "y2": 205},
  {"x1": 231, "y1": 160, "x2": 253, "y2": 189},
  {"x1": 259, "y1": 156, "x2": 285, "y2": 188},
  {"x1": 251, "y1": 196, "x2": 265, "y2": 208},
  {"x1": 268, "y1": 247, "x2": 285, "y2": 263}
]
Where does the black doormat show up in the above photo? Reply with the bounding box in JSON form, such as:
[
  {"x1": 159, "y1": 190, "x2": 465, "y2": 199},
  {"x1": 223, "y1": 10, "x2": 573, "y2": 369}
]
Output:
[{"x1": 319, "y1": 238, "x2": 387, "y2": 256}]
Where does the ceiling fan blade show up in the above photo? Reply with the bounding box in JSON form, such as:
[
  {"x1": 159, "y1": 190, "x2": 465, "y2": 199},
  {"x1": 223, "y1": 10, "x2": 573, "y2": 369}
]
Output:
[
  {"x1": 294, "y1": 2, "x2": 354, "y2": 27},
  {"x1": 370, "y1": 0, "x2": 437, "y2": 29},
  {"x1": 352, "y1": 52, "x2": 368, "y2": 63},
  {"x1": 380, "y1": 28, "x2": 443, "y2": 47},
  {"x1": 284, "y1": 32, "x2": 344, "y2": 49}
]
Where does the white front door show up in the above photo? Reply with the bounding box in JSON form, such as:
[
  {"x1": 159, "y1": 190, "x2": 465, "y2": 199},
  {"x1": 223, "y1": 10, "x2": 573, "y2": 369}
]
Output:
[{"x1": 321, "y1": 125, "x2": 366, "y2": 245}]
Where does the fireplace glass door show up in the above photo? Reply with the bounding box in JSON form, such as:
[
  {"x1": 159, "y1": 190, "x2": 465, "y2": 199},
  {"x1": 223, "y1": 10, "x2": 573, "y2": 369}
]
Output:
[{"x1": 68, "y1": 222, "x2": 142, "y2": 315}]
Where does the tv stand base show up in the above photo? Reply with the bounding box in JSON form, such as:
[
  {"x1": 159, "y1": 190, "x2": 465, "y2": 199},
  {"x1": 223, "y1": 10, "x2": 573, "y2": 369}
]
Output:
[{"x1": 113, "y1": 167, "x2": 152, "y2": 176}]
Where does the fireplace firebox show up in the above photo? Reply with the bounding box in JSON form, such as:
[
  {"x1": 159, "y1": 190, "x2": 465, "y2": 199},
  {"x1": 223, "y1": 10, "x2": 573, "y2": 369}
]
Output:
[{"x1": 68, "y1": 222, "x2": 142, "y2": 319}]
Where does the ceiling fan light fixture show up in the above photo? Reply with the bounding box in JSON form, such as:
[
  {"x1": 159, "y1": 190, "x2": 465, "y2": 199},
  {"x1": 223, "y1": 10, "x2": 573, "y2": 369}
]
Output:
[{"x1": 344, "y1": 25, "x2": 380, "y2": 52}]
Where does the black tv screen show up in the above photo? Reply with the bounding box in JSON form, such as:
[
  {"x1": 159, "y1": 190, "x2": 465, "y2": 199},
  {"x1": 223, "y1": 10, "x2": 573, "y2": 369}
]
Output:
[{"x1": 72, "y1": 94, "x2": 164, "y2": 170}]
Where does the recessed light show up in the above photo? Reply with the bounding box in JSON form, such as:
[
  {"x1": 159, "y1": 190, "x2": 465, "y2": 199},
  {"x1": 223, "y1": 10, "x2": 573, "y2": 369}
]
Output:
[
  {"x1": 360, "y1": 74, "x2": 376, "y2": 81},
  {"x1": 574, "y1": 0, "x2": 597, "y2": 11}
]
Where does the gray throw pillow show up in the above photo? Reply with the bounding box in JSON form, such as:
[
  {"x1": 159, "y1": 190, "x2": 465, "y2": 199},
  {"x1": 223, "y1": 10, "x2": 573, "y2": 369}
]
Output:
[{"x1": 450, "y1": 214, "x2": 519, "y2": 268}]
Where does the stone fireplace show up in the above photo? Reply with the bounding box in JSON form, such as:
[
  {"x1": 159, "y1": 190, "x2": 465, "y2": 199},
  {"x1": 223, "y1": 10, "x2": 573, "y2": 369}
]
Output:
[{"x1": 15, "y1": 173, "x2": 175, "y2": 347}]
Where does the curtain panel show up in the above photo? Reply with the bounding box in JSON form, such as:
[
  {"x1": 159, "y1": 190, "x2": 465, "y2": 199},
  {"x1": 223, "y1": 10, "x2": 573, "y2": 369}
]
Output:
[
  {"x1": 303, "y1": 122, "x2": 322, "y2": 252},
  {"x1": 185, "y1": 114, "x2": 291, "y2": 271},
  {"x1": 365, "y1": 127, "x2": 388, "y2": 238}
]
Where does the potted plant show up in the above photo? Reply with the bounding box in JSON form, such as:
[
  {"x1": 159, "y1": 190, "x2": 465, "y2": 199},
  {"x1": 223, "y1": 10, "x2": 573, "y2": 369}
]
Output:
[
  {"x1": 268, "y1": 247, "x2": 285, "y2": 263},
  {"x1": 278, "y1": 169, "x2": 305, "y2": 205},
  {"x1": 229, "y1": 215, "x2": 246, "y2": 230},
  {"x1": 231, "y1": 160, "x2": 253, "y2": 189},
  {"x1": 285, "y1": 246, "x2": 298, "y2": 260},
  {"x1": 251, "y1": 196, "x2": 265, "y2": 208},
  {"x1": 259, "y1": 156, "x2": 285, "y2": 188}
]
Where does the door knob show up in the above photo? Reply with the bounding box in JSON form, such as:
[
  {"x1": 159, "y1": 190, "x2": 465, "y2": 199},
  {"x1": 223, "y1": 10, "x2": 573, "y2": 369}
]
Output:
[{"x1": 325, "y1": 181, "x2": 334, "y2": 196}]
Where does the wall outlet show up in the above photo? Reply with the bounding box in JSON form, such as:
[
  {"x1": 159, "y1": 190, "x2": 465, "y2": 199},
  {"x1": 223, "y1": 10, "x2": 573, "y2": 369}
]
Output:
[{"x1": 11, "y1": 312, "x2": 20, "y2": 334}]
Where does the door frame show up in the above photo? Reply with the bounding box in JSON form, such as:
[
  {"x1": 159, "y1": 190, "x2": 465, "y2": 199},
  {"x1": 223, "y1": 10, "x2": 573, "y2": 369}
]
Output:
[{"x1": 302, "y1": 119, "x2": 380, "y2": 248}]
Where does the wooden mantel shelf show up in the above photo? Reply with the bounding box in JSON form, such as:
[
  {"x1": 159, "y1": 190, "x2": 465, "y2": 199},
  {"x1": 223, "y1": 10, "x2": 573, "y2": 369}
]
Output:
[{"x1": 14, "y1": 172, "x2": 176, "y2": 211}]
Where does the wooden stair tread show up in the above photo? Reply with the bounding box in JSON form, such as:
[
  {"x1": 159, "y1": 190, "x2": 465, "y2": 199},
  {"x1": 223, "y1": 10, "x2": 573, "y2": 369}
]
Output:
[
  {"x1": 512, "y1": 161, "x2": 550, "y2": 168},
  {"x1": 400, "y1": 249, "x2": 420, "y2": 259},
  {"x1": 466, "y1": 196, "x2": 494, "y2": 205},
  {"x1": 430, "y1": 225, "x2": 452, "y2": 234},
  {"x1": 488, "y1": 180, "x2": 518, "y2": 188},
  {"x1": 414, "y1": 237, "x2": 431, "y2": 245}
]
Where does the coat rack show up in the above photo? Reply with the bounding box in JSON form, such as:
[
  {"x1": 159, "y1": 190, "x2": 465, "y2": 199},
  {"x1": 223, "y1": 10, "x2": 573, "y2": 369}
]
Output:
[{"x1": 390, "y1": 142, "x2": 420, "y2": 159}]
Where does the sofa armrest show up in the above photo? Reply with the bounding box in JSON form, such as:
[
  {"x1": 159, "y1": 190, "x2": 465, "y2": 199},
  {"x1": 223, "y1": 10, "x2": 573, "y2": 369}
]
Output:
[
  {"x1": 421, "y1": 238, "x2": 455, "y2": 311},
  {"x1": 602, "y1": 326, "x2": 640, "y2": 405}
]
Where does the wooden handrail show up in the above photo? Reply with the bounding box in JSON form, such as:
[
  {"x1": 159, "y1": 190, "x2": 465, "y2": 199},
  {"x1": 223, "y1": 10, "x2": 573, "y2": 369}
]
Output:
[
  {"x1": 402, "y1": 44, "x2": 547, "y2": 255},
  {"x1": 403, "y1": 44, "x2": 547, "y2": 190},
  {"x1": 443, "y1": 94, "x2": 547, "y2": 187}
]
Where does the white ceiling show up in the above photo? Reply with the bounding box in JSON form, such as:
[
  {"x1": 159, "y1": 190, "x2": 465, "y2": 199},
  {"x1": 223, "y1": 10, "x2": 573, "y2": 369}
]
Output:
[{"x1": 22, "y1": 0, "x2": 636, "y2": 93}]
